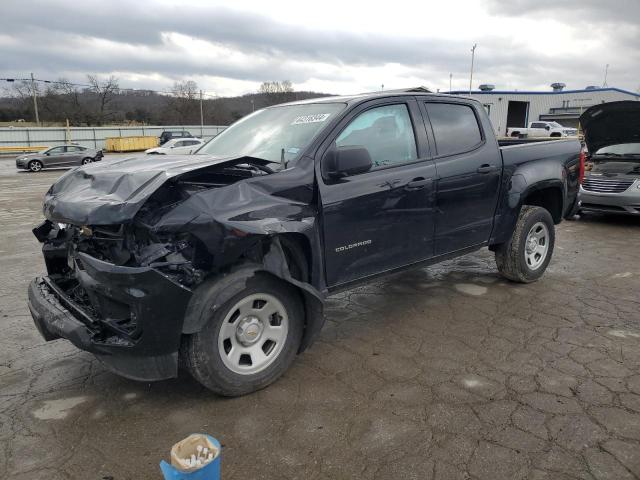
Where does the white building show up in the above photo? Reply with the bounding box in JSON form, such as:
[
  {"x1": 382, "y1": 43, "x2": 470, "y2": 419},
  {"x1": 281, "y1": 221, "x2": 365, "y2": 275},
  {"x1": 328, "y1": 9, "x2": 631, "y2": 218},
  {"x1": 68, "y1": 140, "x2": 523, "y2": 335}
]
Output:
[{"x1": 450, "y1": 85, "x2": 640, "y2": 136}]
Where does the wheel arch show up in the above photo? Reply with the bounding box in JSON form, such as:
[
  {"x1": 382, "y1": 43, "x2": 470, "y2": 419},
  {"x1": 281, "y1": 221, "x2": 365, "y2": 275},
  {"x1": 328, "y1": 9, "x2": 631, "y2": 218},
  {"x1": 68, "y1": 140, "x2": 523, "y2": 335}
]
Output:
[
  {"x1": 181, "y1": 235, "x2": 324, "y2": 353},
  {"x1": 521, "y1": 184, "x2": 564, "y2": 223}
]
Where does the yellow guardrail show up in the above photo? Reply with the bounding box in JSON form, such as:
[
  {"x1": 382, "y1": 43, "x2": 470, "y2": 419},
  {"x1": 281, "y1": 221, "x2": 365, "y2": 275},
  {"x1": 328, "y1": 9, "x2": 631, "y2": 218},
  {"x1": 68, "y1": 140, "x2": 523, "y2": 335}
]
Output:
[
  {"x1": 0, "y1": 145, "x2": 49, "y2": 153},
  {"x1": 105, "y1": 136, "x2": 158, "y2": 152}
]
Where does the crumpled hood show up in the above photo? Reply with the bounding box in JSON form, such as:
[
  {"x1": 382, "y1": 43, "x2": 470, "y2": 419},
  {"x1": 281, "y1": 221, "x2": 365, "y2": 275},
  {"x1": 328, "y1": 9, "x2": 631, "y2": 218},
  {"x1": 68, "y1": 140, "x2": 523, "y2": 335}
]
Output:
[
  {"x1": 43, "y1": 153, "x2": 252, "y2": 225},
  {"x1": 580, "y1": 101, "x2": 640, "y2": 153}
]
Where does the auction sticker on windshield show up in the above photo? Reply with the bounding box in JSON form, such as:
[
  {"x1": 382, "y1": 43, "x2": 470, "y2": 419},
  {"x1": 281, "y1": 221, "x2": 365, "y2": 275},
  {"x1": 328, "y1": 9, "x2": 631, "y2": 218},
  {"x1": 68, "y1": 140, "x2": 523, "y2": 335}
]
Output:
[{"x1": 291, "y1": 113, "x2": 331, "y2": 125}]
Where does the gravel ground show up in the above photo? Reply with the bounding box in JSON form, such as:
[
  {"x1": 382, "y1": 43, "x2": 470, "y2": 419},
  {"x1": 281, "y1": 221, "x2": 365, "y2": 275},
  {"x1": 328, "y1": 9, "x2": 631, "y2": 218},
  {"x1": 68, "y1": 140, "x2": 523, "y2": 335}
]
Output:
[{"x1": 1, "y1": 155, "x2": 640, "y2": 479}]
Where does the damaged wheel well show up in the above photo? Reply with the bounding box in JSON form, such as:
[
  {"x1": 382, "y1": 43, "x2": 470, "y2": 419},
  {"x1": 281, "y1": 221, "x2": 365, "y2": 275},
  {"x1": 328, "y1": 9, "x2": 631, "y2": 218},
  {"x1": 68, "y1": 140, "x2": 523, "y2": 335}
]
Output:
[{"x1": 181, "y1": 234, "x2": 324, "y2": 354}]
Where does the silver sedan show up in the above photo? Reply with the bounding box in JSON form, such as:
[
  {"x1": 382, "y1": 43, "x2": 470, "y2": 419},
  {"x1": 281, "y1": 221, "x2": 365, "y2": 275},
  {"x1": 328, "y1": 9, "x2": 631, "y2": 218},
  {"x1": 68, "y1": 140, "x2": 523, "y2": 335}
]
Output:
[{"x1": 15, "y1": 145, "x2": 103, "y2": 172}]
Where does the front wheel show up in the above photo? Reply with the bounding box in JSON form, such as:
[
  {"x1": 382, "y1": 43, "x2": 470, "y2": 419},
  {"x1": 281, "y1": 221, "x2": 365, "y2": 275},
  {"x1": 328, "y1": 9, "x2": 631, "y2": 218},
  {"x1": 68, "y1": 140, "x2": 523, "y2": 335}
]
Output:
[
  {"x1": 182, "y1": 274, "x2": 304, "y2": 396},
  {"x1": 28, "y1": 160, "x2": 43, "y2": 172},
  {"x1": 495, "y1": 206, "x2": 555, "y2": 283}
]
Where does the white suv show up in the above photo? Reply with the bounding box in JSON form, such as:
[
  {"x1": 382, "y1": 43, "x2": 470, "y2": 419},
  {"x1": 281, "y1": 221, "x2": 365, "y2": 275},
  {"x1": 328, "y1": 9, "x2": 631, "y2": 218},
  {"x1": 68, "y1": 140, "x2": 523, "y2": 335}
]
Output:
[{"x1": 146, "y1": 138, "x2": 204, "y2": 155}]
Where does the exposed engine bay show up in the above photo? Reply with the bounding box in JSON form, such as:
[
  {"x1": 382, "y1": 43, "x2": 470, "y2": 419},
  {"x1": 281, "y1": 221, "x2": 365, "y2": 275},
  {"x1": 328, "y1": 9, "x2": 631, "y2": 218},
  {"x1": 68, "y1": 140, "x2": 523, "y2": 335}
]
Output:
[{"x1": 39, "y1": 159, "x2": 277, "y2": 287}]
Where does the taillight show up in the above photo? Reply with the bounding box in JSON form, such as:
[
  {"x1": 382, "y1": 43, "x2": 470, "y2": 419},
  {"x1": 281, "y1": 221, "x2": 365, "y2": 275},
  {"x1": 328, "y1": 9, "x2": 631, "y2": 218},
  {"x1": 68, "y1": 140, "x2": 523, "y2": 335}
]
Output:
[{"x1": 578, "y1": 149, "x2": 586, "y2": 184}]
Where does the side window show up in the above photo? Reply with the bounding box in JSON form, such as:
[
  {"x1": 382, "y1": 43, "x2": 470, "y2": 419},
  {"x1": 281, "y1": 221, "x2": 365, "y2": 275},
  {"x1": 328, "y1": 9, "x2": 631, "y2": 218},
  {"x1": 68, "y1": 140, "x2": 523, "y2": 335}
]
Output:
[
  {"x1": 531, "y1": 122, "x2": 545, "y2": 129},
  {"x1": 49, "y1": 147, "x2": 64, "y2": 154},
  {"x1": 425, "y1": 103, "x2": 482, "y2": 157},
  {"x1": 336, "y1": 104, "x2": 417, "y2": 169},
  {"x1": 174, "y1": 141, "x2": 185, "y2": 147},
  {"x1": 66, "y1": 146, "x2": 79, "y2": 152}
]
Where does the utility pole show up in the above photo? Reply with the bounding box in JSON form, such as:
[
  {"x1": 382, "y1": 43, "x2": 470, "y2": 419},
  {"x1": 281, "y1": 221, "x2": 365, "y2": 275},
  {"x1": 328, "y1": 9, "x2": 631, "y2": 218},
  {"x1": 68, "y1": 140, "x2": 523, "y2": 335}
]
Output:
[
  {"x1": 449, "y1": 73, "x2": 452, "y2": 93},
  {"x1": 602, "y1": 64, "x2": 609, "y2": 87},
  {"x1": 469, "y1": 44, "x2": 477, "y2": 96},
  {"x1": 199, "y1": 90, "x2": 204, "y2": 137},
  {"x1": 30, "y1": 73, "x2": 40, "y2": 126}
]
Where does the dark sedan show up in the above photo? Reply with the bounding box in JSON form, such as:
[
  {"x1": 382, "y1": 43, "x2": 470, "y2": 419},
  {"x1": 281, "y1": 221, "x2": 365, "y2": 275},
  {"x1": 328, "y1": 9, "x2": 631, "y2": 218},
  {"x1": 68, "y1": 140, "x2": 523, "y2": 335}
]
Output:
[{"x1": 15, "y1": 145, "x2": 103, "y2": 172}]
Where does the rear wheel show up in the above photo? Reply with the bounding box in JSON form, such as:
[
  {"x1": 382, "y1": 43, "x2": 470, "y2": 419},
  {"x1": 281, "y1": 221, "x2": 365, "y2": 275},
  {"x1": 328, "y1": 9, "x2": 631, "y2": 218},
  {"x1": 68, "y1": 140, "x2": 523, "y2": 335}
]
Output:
[
  {"x1": 495, "y1": 205, "x2": 555, "y2": 283},
  {"x1": 28, "y1": 160, "x2": 43, "y2": 172},
  {"x1": 182, "y1": 274, "x2": 304, "y2": 396},
  {"x1": 81, "y1": 157, "x2": 92, "y2": 165}
]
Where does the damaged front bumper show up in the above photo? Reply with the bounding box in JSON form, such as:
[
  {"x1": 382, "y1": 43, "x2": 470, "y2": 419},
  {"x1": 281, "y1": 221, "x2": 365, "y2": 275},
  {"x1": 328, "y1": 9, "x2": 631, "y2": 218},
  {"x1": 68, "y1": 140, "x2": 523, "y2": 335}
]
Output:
[{"x1": 28, "y1": 251, "x2": 192, "y2": 381}]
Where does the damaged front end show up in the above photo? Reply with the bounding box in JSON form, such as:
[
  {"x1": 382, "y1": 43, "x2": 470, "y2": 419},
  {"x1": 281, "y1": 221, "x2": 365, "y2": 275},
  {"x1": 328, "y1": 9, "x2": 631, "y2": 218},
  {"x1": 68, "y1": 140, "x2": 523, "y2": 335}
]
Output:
[{"x1": 29, "y1": 154, "x2": 325, "y2": 381}]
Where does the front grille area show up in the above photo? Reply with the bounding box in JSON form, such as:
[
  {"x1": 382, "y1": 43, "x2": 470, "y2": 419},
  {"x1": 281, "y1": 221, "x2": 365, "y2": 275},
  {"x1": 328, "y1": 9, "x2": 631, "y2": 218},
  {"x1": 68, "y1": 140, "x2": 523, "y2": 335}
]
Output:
[{"x1": 582, "y1": 177, "x2": 634, "y2": 193}]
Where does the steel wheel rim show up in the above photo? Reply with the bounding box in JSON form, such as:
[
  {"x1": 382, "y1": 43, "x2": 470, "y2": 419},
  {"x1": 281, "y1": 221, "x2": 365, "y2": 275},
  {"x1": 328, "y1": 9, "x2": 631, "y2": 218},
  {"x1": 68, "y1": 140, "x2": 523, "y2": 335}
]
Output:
[
  {"x1": 524, "y1": 221, "x2": 549, "y2": 270},
  {"x1": 82, "y1": 158, "x2": 92, "y2": 165},
  {"x1": 217, "y1": 293, "x2": 289, "y2": 375},
  {"x1": 29, "y1": 161, "x2": 42, "y2": 172}
]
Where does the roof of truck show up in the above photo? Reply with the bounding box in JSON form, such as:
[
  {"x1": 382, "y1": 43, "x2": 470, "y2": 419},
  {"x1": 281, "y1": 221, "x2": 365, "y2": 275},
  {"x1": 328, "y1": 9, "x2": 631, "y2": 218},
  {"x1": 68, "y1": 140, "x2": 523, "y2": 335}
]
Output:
[{"x1": 279, "y1": 89, "x2": 476, "y2": 107}]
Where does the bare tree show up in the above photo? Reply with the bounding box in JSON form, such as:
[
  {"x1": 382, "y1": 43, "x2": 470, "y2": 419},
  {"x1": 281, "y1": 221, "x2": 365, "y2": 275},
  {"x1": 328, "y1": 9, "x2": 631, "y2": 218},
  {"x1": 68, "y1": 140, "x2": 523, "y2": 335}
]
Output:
[
  {"x1": 258, "y1": 80, "x2": 294, "y2": 95},
  {"x1": 258, "y1": 80, "x2": 295, "y2": 106},
  {"x1": 40, "y1": 78, "x2": 87, "y2": 125},
  {"x1": 168, "y1": 80, "x2": 199, "y2": 124},
  {"x1": 8, "y1": 80, "x2": 39, "y2": 122},
  {"x1": 87, "y1": 75, "x2": 119, "y2": 125}
]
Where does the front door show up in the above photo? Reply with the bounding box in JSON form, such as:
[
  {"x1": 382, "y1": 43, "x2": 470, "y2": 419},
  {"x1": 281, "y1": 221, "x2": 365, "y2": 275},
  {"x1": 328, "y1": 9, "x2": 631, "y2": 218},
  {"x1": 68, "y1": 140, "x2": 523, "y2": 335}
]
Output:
[
  {"x1": 44, "y1": 146, "x2": 69, "y2": 166},
  {"x1": 421, "y1": 101, "x2": 502, "y2": 255},
  {"x1": 318, "y1": 99, "x2": 437, "y2": 288}
]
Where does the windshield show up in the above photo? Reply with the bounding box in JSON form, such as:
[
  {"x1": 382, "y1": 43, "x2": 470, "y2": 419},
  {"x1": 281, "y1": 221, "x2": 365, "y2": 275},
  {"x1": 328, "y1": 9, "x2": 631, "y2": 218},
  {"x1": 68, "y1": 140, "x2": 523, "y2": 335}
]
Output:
[
  {"x1": 548, "y1": 122, "x2": 564, "y2": 128},
  {"x1": 197, "y1": 103, "x2": 346, "y2": 163},
  {"x1": 594, "y1": 143, "x2": 640, "y2": 156}
]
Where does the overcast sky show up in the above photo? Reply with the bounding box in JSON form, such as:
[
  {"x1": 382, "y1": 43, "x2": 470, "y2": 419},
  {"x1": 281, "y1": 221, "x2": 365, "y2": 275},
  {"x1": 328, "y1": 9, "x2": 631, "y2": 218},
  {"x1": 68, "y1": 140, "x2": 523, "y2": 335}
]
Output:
[{"x1": 1, "y1": 0, "x2": 639, "y2": 97}]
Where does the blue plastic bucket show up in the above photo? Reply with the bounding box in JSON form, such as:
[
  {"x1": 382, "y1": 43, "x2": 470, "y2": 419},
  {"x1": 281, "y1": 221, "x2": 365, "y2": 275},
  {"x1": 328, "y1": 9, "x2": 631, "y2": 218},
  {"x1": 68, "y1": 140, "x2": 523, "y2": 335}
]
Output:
[{"x1": 160, "y1": 435, "x2": 221, "y2": 480}]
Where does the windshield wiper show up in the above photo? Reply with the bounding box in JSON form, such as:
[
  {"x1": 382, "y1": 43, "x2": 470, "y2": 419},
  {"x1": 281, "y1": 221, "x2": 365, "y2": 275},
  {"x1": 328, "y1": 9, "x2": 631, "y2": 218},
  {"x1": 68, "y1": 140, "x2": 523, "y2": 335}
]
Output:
[{"x1": 593, "y1": 153, "x2": 623, "y2": 157}]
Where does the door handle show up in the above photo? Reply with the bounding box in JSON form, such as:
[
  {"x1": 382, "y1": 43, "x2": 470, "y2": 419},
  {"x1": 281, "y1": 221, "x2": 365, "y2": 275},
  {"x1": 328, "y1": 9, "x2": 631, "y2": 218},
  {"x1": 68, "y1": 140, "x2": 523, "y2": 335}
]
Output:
[
  {"x1": 406, "y1": 177, "x2": 432, "y2": 189},
  {"x1": 477, "y1": 164, "x2": 499, "y2": 174}
]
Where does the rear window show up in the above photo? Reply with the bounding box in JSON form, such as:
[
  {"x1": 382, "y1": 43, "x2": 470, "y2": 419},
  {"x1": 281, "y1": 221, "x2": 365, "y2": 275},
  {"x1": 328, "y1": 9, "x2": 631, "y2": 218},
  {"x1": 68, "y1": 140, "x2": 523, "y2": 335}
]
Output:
[{"x1": 425, "y1": 103, "x2": 483, "y2": 157}]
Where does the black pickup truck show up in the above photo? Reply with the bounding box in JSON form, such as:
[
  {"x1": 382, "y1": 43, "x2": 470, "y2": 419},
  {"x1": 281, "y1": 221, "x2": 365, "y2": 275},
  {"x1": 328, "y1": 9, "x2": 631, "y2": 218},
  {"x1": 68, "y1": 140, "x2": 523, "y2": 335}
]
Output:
[{"x1": 28, "y1": 92, "x2": 582, "y2": 396}]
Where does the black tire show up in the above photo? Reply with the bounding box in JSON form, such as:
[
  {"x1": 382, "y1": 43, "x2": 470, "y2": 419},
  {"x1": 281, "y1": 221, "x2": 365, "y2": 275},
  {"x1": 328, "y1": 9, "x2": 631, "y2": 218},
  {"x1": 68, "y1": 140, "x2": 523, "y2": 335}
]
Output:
[
  {"x1": 495, "y1": 205, "x2": 555, "y2": 283},
  {"x1": 182, "y1": 273, "x2": 304, "y2": 396},
  {"x1": 28, "y1": 160, "x2": 43, "y2": 172},
  {"x1": 510, "y1": 131, "x2": 520, "y2": 137},
  {"x1": 81, "y1": 157, "x2": 92, "y2": 165},
  {"x1": 550, "y1": 132, "x2": 562, "y2": 138}
]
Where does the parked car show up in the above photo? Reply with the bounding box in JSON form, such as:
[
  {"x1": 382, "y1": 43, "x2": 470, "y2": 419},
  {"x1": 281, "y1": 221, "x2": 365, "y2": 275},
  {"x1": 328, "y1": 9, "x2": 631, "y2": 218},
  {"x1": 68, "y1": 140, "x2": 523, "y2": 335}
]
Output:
[
  {"x1": 28, "y1": 92, "x2": 581, "y2": 396},
  {"x1": 578, "y1": 101, "x2": 640, "y2": 216},
  {"x1": 159, "y1": 130, "x2": 195, "y2": 145},
  {"x1": 15, "y1": 145, "x2": 103, "y2": 172},
  {"x1": 507, "y1": 121, "x2": 578, "y2": 138},
  {"x1": 145, "y1": 138, "x2": 205, "y2": 155}
]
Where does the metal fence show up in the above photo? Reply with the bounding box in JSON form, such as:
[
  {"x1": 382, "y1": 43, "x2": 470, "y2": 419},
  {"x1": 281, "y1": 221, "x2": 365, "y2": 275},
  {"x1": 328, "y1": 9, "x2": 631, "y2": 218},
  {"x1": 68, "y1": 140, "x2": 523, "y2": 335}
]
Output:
[{"x1": 0, "y1": 125, "x2": 228, "y2": 150}]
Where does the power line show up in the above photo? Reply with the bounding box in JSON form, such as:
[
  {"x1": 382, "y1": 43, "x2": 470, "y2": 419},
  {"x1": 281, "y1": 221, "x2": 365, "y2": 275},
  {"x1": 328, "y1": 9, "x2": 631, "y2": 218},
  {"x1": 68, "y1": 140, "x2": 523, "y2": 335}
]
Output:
[{"x1": 1, "y1": 76, "x2": 219, "y2": 98}]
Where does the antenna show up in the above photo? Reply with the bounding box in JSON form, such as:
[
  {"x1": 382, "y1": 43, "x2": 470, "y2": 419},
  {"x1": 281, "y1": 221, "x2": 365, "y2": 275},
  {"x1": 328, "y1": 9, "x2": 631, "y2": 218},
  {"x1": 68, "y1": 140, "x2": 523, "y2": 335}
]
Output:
[{"x1": 281, "y1": 148, "x2": 287, "y2": 170}]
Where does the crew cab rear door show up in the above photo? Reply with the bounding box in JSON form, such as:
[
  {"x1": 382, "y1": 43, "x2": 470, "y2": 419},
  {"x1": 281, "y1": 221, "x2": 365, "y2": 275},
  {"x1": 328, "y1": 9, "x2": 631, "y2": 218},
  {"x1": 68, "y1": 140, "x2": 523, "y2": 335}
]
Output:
[
  {"x1": 421, "y1": 100, "x2": 502, "y2": 255},
  {"x1": 317, "y1": 97, "x2": 436, "y2": 288}
]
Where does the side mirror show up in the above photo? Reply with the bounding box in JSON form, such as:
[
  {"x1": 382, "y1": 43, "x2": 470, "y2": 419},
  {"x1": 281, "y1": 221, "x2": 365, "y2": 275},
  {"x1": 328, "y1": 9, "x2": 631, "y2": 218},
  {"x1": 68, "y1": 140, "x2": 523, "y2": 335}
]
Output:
[
  {"x1": 44, "y1": 152, "x2": 50, "y2": 156},
  {"x1": 322, "y1": 145, "x2": 373, "y2": 178},
  {"x1": 545, "y1": 125, "x2": 551, "y2": 130}
]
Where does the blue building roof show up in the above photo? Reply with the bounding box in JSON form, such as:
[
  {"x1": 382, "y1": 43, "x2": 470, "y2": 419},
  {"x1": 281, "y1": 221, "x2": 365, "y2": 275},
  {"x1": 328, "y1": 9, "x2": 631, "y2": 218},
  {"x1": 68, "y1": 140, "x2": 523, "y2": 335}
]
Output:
[{"x1": 449, "y1": 87, "x2": 640, "y2": 97}]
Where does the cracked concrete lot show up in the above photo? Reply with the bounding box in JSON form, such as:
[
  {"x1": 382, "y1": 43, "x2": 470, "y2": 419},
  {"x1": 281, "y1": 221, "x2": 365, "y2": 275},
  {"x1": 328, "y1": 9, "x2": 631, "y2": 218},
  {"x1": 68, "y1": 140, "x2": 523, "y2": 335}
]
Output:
[{"x1": 1, "y1": 157, "x2": 640, "y2": 480}]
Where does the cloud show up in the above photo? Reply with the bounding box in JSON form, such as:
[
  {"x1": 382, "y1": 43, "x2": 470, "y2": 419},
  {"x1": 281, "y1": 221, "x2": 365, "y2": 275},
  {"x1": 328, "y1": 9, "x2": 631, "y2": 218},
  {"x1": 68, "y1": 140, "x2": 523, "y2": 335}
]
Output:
[
  {"x1": 486, "y1": 0, "x2": 640, "y2": 26},
  {"x1": 1, "y1": 0, "x2": 639, "y2": 96}
]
